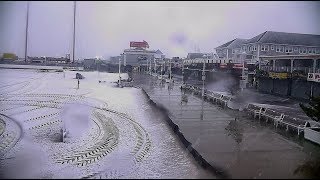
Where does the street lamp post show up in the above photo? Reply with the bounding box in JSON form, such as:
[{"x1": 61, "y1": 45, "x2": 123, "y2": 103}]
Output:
[
  {"x1": 241, "y1": 59, "x2": 245, "y2": 92},
  {"x1": 241, "y1": 51, "x2": 247, "y2": 92}
]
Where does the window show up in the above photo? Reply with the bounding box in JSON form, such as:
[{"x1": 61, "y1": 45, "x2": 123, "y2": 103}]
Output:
[
  {"x1": 276, "y1": 46, "x2": 280, "y2": 52},
  {"x1": 300, "y1": 48, "x2": 306, "y2": 54},
  {"x1": 289, "y1": 47, "x2": 293, "y2": 53},
  {"x1": 265, "y1": 45, "x2": 269, "y2": 51},
  {"x1": 316, "y1": 48, "x2": 320, "y2": 54},
  {"x1": 232, "y1": 49, "x2": 235, "y2": 54},
  {"x1": 280, "y1": 46, "x2": 284, "y2": 52},
  {"x1": 253, "y1": 45, "x2": 257, "y2": 51},
  {"x1": 243, "y1": 46, "x2": 247, "y2": 51},
  {"x1": 312, "y1": 48, "x2": 316, "y2": 54},
  {"x1": 294, "y1": 47, "x2": 298, "y2": 52},
  {"x1": 261, "y1": 45, "x2": 265, "y2": 51},
  {"x1": 285, "y1": 47, "x2": 293, "y2": 53},
  {"x1": 271, "y1": 45, "x2": 274, "y2": 50},
  {"x1": 308, "y1": 48, "x2": 313, "y2": 54}
]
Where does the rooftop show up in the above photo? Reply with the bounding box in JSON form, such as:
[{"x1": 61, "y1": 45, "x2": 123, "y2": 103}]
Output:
[
  {"x1": 245, "y1": 31, "x2": 320, "y2": 46},
  {"x1": 216, "y1": 38, "x2": 248, "y2": 49}
]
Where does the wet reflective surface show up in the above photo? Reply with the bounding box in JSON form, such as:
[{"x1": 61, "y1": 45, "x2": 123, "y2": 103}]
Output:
[{"x1": 132, "y1": 73, "x2": 320, "y2": 179}]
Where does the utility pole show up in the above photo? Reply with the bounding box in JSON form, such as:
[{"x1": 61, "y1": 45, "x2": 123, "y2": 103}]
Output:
[
  {"x1": 72, "y1": 1, "x2": 76, "y2": 63},
  {"x1": 25, "y1": 1, "x2": 30, "y2": 62}
]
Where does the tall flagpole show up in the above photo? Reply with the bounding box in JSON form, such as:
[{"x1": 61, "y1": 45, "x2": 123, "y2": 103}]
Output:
[
  {"x1": 25, "y1": 1, "x2": 29, "y2": 62},
  {"x1": 72, "y1": 1, "x2": 76, "y2": 63}
]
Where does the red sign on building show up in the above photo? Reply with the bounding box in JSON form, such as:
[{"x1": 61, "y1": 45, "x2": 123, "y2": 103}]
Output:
[
  {"x1": 233, "y1": 63, "x2": 244, "y2": 69},
  {"x1": 220, "y1": 63, "x2": 227, "y2": 68},
  {"x1": 130, "y1": 40, "x2": 149, "y2": 48}
]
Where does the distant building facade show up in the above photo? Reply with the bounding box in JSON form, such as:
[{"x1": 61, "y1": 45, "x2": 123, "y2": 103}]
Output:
[
  {"x1": 241, "y1": 31, "x2": 320, "y2": 65},
  {"x1": 215, "y1": 38, "x2": 248, "y2": 63},
  {"x1": 118, "y1": 41, "x2": 165, "y2": 67}
]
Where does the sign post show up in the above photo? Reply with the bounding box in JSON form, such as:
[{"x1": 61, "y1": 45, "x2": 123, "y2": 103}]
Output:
[{"x1": 307, "y1": 73, "x2": 320, "y2": 97}]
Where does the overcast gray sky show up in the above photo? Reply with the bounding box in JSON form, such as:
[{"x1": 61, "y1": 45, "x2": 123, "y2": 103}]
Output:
[{"x1": 0, "y1": 1, "x2": 319, "y2": 59}]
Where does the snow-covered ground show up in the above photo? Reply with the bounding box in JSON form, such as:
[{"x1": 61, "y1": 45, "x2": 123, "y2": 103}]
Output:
[{"x1": 0, "y1": 69, "x2": 214, "y2": 179}]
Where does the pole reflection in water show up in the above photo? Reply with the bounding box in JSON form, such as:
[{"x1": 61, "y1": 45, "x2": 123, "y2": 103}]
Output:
[{"x1": 225, "y1": 112, "x2": 244, "y2": 165}]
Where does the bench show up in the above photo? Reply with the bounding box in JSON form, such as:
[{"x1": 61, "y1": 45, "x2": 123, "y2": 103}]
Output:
[
  {"x1": 279, "y1": 116, "x2": 308, "y2": 135},
  {"x1": 254, "y1": 107, "x2": 267, "y2": 119},
  {"x1": 205, "y1": 91, "x2": 215, "y2": 101},
  {"x1": 260, "y1": 109, "x2": 284, "y2": 123},
  {"x1": 206, "y1": 92, "x2": 223, "y2": 104},
  {"x1": 245, "y1": 104, "x2": 263, "y2": 117},
  {"x1": 220, "y1": 95, "x2": 232, "y2": 107},
  {"x1": 192, "y1": 86, "x2": 202, "y2": 95}
]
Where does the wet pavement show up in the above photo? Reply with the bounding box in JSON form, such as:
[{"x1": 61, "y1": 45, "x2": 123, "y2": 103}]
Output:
[{"x1": 132, "y1": 72, "x2": 320, "y2": 179}]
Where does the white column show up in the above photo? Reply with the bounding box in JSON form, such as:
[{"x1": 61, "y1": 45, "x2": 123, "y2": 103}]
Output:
[
  {"x1": 290, "y1": 59, "x2": 294, "y2": 73},
  {"x1": 313, "y1": 59, "x2": 317, "y2": 73}
]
